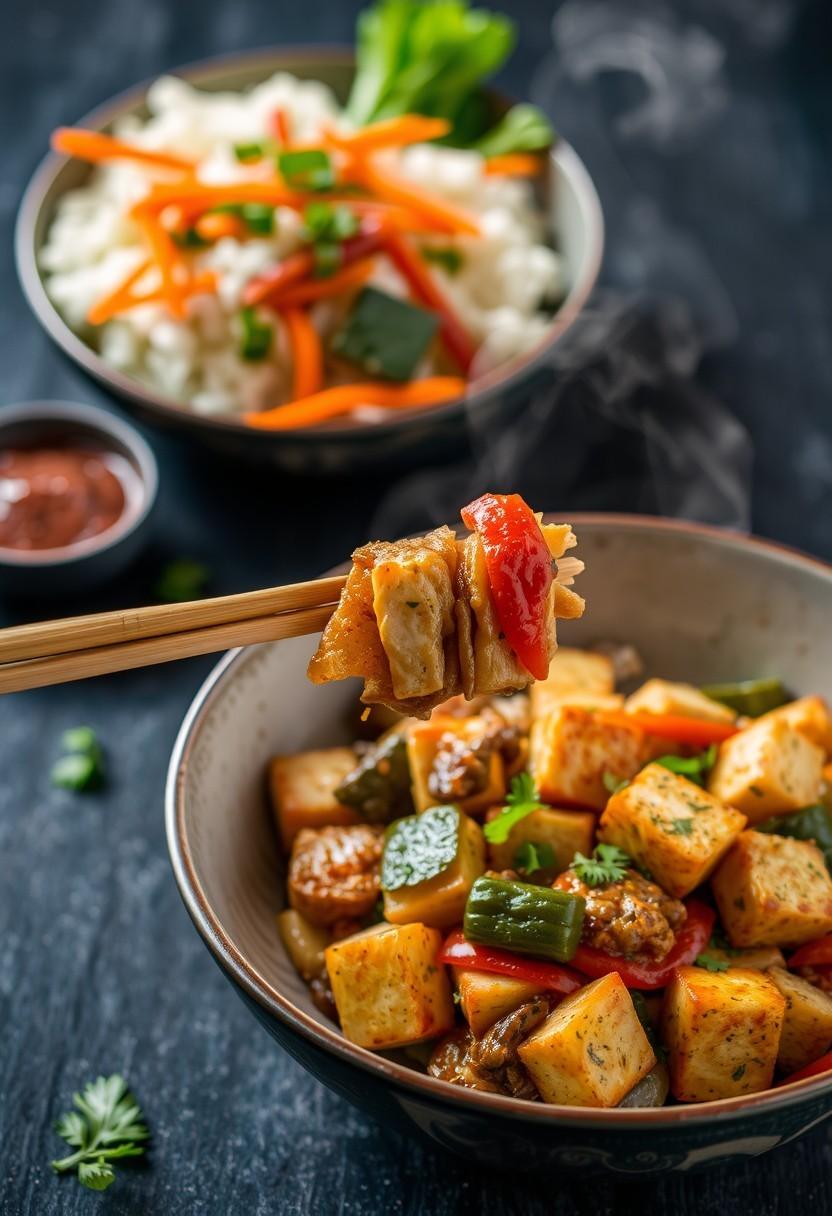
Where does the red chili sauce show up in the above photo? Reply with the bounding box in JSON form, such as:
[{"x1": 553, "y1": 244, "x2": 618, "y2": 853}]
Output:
[{"x1": 0, "y1": 445, "x2": 130, "y2": 552}]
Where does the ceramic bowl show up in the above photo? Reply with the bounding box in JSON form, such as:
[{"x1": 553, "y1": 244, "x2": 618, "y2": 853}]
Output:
[
  {"x1": 16, "y1": 49, "x2": 603, "y2": 474},
  {"x1": 0, "y1": 400, "x2": 157, "y2": 596},
  {"x1": 166, "y1": 515, "x2": 832, "y2": 1174}
]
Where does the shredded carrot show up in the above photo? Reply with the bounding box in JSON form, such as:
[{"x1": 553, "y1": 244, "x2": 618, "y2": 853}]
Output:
[
  {"x1": 345, "y1": 159, "x2": 481, "y2": 237},
  {"x1": 267, "y1": 259, "x2": 374, "y2": 308},
  {"x1": 244, "y1": 376, "x2": 466, "y2": 430},
  {"x1": 244, "y1": 226, "x2": 385, "y2": 307},
  {"x1": 87, "y1": 257, "x2": 152, "y2": 325},
  {"x1": 484, "y1": 153, "x2": 545, "y2": 177},
  {"x1": 135, "y1": 180, "x2": 304, "y2": 218},
  {"x1": 195, "y1": 211, "x2": 246, "y2": 241},
  {"x1": 271, "y1": 108, "x2": 293, "y2": 147},
  {"x1": 325, "y1": 115, "x2": 451, "y2": 153},
  {"x1": 280, "y1": 307, "x2": 324, "y2": 399},
  {"x1": 132, "y1": 209, "x2": 190, "y2": 318},
  {"x1": 90, "y1": 272, "x2": 217, "y2": 319},
  {"x1": 51, "y1": 127, "x2": 194, "y2": 172}
]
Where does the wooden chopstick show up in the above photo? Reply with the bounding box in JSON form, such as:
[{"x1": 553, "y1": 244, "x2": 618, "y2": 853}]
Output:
[
  {"x1": 0, "y1": 574, "x2": 346, "y2": 665},
  {"x1": 0, "y1": 603, "x2": 336, "y2": 695},
  {"x1": 0, "y1": 574, "x2": 346, "y2": 695}
]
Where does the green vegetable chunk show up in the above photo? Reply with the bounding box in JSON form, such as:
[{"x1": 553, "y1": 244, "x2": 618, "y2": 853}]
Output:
[
  {"x1": 701, "y1": 678, "x2": 789, "y2": 717},
  {"x1": 332, "y1": 287, "x2": 438, "y2": 381},
  {"x1": 277, "y1": 148, "x2": 334, "y2": 191},
  {"x1": 463, "y1": 875, "x2": 584, "y2": 962},
  {"x1": 335, "y1": 730, "x2": 414, "y2": 823},
  {"x1": 382, "y1": 804, "x2": 461, "y2": 890},
  {"x1": 473, "y1": 103, "x2": 555, "y2": 157},
  {"x1": 238, "y1": 306, "x2": 273, "y2": 361},
  {"x1": 757, "y1": 804, "x2": 832, "y2": 871}
]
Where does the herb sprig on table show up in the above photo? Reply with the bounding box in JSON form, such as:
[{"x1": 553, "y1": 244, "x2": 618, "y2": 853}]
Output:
[{"x1": 52, "y1": 1074, "x2": 148, "y2": 1191}]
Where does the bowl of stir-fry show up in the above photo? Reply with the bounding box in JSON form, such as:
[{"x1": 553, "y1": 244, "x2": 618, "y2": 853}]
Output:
[
  {"x1": 17, "y1": 1, "x2": 603, "y2": 472},
  {"x1": 167, "y1": 509, "x2": 832, "y2": 1174}
]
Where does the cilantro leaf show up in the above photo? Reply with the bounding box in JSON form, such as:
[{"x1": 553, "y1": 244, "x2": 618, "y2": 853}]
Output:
[
  {"x1": 655, "y1": 745, "x2": 717, "y2": 787},
  {"x1": 695, "y1": 952, "x2": 730, "y2": 973},
  {"x1": 483, "y1": 772, "x2": 545, "y2": 844},
  {"x1": 52, "y1": 1074, "x2": 148, "y2": 1192},
  {"x1": 571, "y1": 843, "x2": 631, "y2": 887},
  {"x1": 514, "y1": 840, "x2": 555, "y2": 876}
]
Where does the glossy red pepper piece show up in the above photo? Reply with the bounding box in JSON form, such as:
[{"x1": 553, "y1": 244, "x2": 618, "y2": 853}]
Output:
[
  {"x1": 787, "y1": 935, "x2": 832, "y2": 968},
  {"x1": 460, "y1": 493, "x2": 554, "y2": 680},
  {"x1": 777, "y1": 1049, "x2": 832, "y2": 1086},
  {"x1": 438, "y1": 930, "x2": 584, "y2": 996},
  {"x1": 570, "y1": 900, "x2": 715, "y2": 991}
]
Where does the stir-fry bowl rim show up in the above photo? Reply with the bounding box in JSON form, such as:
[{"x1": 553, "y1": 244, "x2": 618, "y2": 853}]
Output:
[
  {"x1": 166, "y1": 514, "x2": 832, "y2": 1127},
  {"x1": 16, "y1": 45, "x2": 604, "y2": 444}
]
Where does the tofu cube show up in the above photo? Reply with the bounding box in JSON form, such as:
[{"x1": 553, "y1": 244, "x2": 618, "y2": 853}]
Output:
[
  {"x1": 371, "y1": 547, "x2": 455, "y2": 701},
  {"x1": 598, "y1": 763, "x2": 747, "y2": 898},
  {"x1": 530, "y1": 705, "x2": 647, "y2": 810},
  {"x1": 757, "y1": 696, "x2": 832, "y2": 756},
  {"x1": 454, "y1": 969, "x2": 541, "y2": 1036},
  {"x1": 383, "y1": 811, "x2": 485, "y2": 928},
  {"x1": 625, "y1": 678, "x2": 737, "y2": 724},
  {"x1": 270, "y1": 748, "x2": 360, "y2": 849},
  {"x1": 407, "y1": 717, "x2": 506, "y2": 814},
  {"x1": 486, "y1": 806, "x2": 596, "y2": 874},
  {"x1": 530, "y1": 648, "x2": 615, "y2": 721},
  {"x1": 325, "y1": 922, "x2": 454, "y2": 1049},
  {"x1": 708, "y1": 718, "x2": 824, "y2": 821},
  {"x1": 712, "y1": 831, "x2": 832, "y2": 947},
  {"x1": 767, "y1": 966, "x2": 832, "y2": 1073},
  {"x1": 661, "y1": 966, "x2": 785, "y2": 1102},
  {"x1": 518, "y1": 973, "x2": 655, "y2": 1107}
]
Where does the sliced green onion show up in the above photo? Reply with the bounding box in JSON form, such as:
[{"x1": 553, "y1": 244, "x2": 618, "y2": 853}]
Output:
[
  {"x1": 211, "y1": 203, "x2": 276, "y2": 236},
  {"x1": 312, "y1": 241, "x2": 342, "y2": 278},
  {"x1": 238, "y1": 306, "x2": 273, "y2": 361},
  {"x1": 171, "y1": 227, "x2": 209, "y2": 249},
  {"x1": 278, "y1": 149, "x2": 334, "y2": 191},
  {"x1": 233, "y1": 141, "x2": 267, "y2": 162},
  {"x1": 302, "y1": 201, "x2": 360, "y2": 243},
  {"x1": 420, "y1": 246, "x2": 464, "y2": 276}
]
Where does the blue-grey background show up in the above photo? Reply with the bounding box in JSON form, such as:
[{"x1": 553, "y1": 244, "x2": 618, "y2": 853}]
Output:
[{"x1": 1, "y1": 0, "x2": 831, "y2": 1212}]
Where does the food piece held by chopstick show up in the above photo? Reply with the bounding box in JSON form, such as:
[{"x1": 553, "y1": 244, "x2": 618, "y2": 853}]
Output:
[{"x1": 308, "y1": 493, "x2": 584, "y2": 717}]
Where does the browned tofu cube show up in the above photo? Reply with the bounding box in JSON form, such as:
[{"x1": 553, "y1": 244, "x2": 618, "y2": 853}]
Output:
[
  {"x1": 454, "y1": 969, "x2": 542, "y2": 1036},
  {"x1": 626, "y1": 678, "x2": 737, "y2": 724},
  {"x1": 757, "y1": 696, "x2": 832, "y2": 756},
  {"x1": 530, "y1": 705, "x2": 646, "y2": 810},
  {"x1": 767, "y1": 966, "x2": 832, "y2": 1073},
  {"x1": 517, "y1": 973, "x2": 655, "y2": 1107},
  {"x1": 407, "y1": 717, "x2": 506, "y2": 814},
  {"x1": 325, "y1": 922, "x2": 454, "y2": 1050},
  {"x1": 712, "y1": 831, "x2": 832, "y2": 947},
  {"x1": 708, "y1": 718, "x2": 824, "y2": 821},
  {"x1": 598, "y1": 763, "x2": 746, "y2": 898},
  {"x1": 662, "y1": 966, "x2": 786, "y2": 1102},
  {"x1": 530, "y1": 648, "x2": 615, "y2": 721},
  {"x1": 485, "y1": 806, "x2": 595, "y2": 874},
  {"x1": 270, "y1": 748, "x2": 360, "y2": 849}
]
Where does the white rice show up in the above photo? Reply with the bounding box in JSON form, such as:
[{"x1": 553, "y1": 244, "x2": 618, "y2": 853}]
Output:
[{"x1": 41, "y1": 72, "x2": 564, "y2": 419}]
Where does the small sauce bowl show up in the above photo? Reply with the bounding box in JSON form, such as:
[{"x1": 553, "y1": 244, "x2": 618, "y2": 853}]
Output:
[{"x1": 0, "y1": 401, "x2": 158, "y2": 596}]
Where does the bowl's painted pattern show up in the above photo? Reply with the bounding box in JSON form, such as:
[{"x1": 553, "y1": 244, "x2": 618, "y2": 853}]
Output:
[
  {"x1": 166, "y1": 516, "x2": 832, "y2": 1172},
  {"x1": 16, "y1": 49, "x2": 603, "y2": 472}
]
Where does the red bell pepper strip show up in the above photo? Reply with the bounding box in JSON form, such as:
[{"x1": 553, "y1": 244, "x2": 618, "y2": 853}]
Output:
[
  {"x1": 777, "y1": 1050, "x2": 832, "y2": 1086},
  {"x1": 379, "y1": 229, "x2": 476, "y2": 374},
  {"x1": 270, "y1": 108, "x2": 292, "y2": 147},
  {"x1": 461, "y1": 493, "x2": 554, "y2": 680},
  {"x1": 595, "y1": 710, "x2": 739, "y2": 747},
  {"x1": 787, "y1": 935, "x2": 832, "y2": 969},
  {"x1": 243, "y1": 223, "x2": 385, "y2": 307},
  {"x1": 438, "y1": 931, "x2": 584, "y2": 996},
  {"x1": 570, "y1": 900, "x2": 716, "y2": 991}
]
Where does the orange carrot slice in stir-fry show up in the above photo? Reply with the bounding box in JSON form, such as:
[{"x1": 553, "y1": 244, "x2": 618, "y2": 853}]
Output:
[
  {"x1": 484, "y1": 153, "x2": 545, "y2": 176},
  {"x1": 244, "y1": 376, "x2": 465, "y2": 430},
  {"x1": 280, "y1": 307, "x2": 323, "y2": 400},
  {"x1": 325, "y1": 115, "x2": 451, "y2": 153},
  {"x1": 380, "y1": 230, "x2": 476, "y2": 373},
  {"x1": 51, "y1": 127, "x2": 194, "y2": 173},
  {"x1": 86, "y1": 258, "x2": 152, "y2": 325},
  {"x1": 267, "y1": 259, "x2": 374, "y2": 308},
  {"x1": 346, "y1": 159, "x2": 481, "y2": 237}
]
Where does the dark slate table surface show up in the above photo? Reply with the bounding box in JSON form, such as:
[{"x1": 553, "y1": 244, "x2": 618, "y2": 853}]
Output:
[{"x1": 2, "y1": 0, "x2": 831, "y2": 1211}]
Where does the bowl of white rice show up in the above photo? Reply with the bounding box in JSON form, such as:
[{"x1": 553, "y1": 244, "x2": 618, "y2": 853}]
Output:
[{"x1": 16, "y1": 49, "x2": 603, "y2": 473}]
